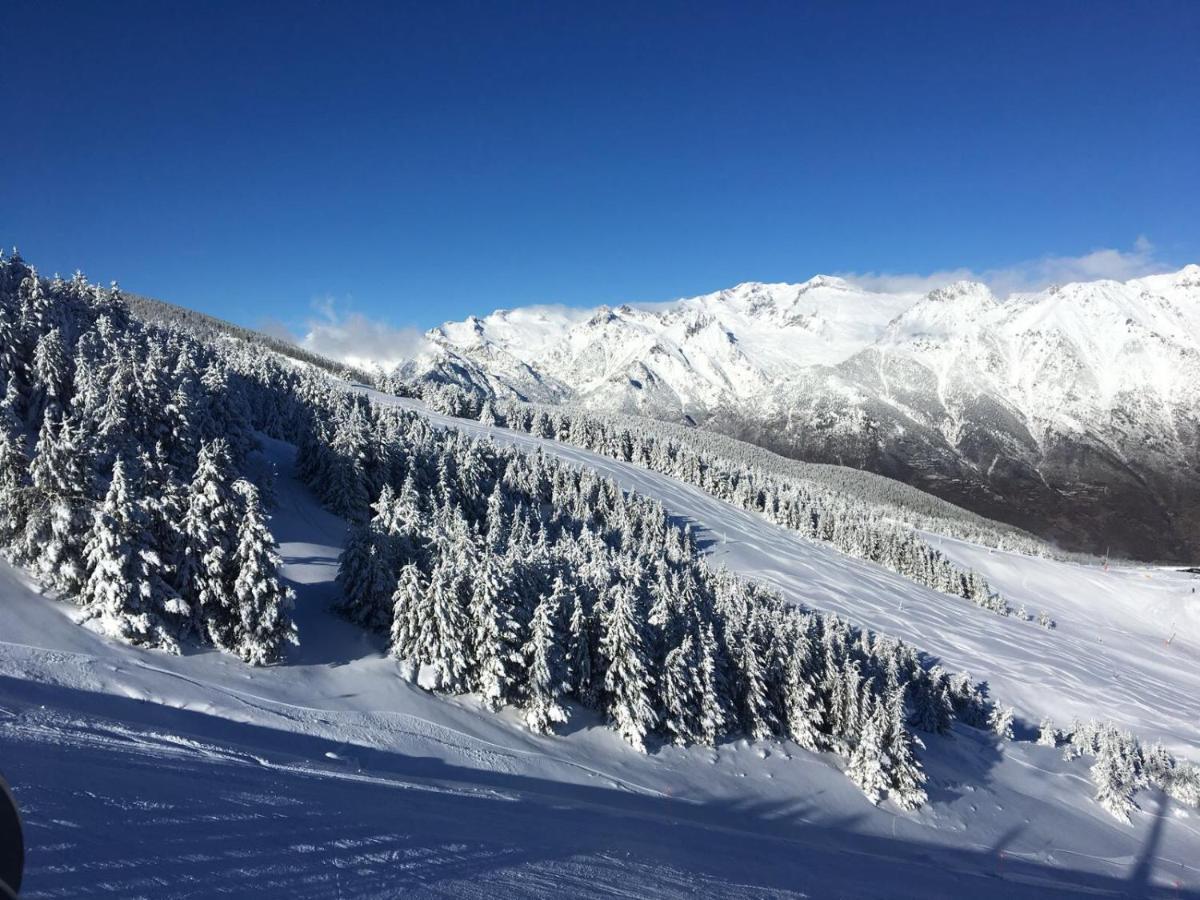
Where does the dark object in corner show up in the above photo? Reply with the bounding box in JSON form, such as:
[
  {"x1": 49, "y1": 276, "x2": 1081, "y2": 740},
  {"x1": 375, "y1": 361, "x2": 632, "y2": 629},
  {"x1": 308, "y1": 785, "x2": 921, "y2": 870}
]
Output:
[{"x1": 0, "y1": 772, "x2": 22, "y2": 898}]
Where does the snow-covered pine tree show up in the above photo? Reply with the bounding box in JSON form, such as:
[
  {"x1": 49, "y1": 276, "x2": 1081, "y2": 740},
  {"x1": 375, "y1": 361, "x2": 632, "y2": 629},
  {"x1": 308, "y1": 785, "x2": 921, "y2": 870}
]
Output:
[
  {"x1": 229, "y1": 481, "x2": 297, "y2": 665},
  {"x1": 418, "y1": 549, "x2": 471, "y2": 692},
  {"x1": 781, "y1": 636, "x2": 823, "y2": 752},
  {"x1": 736, "y1": 626, "x2": 775, "y2": 740},
  {"x1": 200, "y1": 364, "x2": 254, "y2": 461},
  {"x1": 0, "y1": 411, "x2": 28, "y2": 543},
  {"x1": 389, "y1": 562, "x2": 425, "y2": 661},
  {"x1": 30, "y1": 326, "x2": 69, "y2": 423},
  {"x1": 1165, "y1": 764, "x2": 1200, "y2": 808},
  {"x1": 178, "y1": 439, "x2": 241, "y2": 647},
  {"x1": 989, "y1": 704, "x2": 1015, "y2": 741},
  {"x1": 21, "y1": 412, "x2": 93, "y2": 593},
  {"x1": 336, "y1": 518, "x2": 377, "y2": 618},
  {"x1": 1037, "y1": 718, "x2": 1060, "y2": 747},
  {"x1": 661, "y1": 633, "x2": 704, "y2": 745},
  {"x1": 884, "y1": 684, "x2": 928, "y2": 810},
  {"x1": 825, "y1": 657, "x2": 863, "y2": 753},
  {"x1": 323, "y1": 409, "x2": 371, "y2": 520},
  {"x1": 567, "y1": 592, "x2": 596, "y2": 708},
  {"x1": 846, "y1": 694, "x2": 889, "y2": 805},
  {"x1": 1091, "y1": 729, "x2": 1137, "y2": 823},
  {"x1": 164, "y1": 373, "x2": 201, "y2": 470},
  {"x1": 600, "y1": 583, "x2": 658, "y2": 751},
  {"x1": 469, "y1": 549, "x2": 522, "y2": 711},
  {"x1": 79, "y1": 457, "x2": 179, "y2": 651},
  {"x1": 523, "y1": 577, "x2": 570, "y2": 734},
  {"x1": 0, "y1": 376, "x2": 22, "y2": 434},
  {"x1": 138, "y1": 443, "x2": 187, "y2": 595},
  {"x1": 336, "y1": 485, "x2": 401, "y2": 631},
  {"x1": 696, "y1": 621, "x2": 733, "y2": 745},
  {"x1": 911, "y1": 665, "x2": 955, "y2": 735}
]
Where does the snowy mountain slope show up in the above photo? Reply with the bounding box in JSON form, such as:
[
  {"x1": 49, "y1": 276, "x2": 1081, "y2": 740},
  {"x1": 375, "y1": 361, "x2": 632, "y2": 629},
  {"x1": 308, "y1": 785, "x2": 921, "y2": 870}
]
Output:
[
  {"x1": 411, "y1": 277, "x2": 919, "y2": 416},
  {"x1": 4, "y1": 432, "x2": 1200, "y2": 897},
  {"x1": 400, "y1": 266, "x2": 1200, "y2": 560},
  {"x1": 367, "y1": 391, "x2": 1200, "y2": 756}
]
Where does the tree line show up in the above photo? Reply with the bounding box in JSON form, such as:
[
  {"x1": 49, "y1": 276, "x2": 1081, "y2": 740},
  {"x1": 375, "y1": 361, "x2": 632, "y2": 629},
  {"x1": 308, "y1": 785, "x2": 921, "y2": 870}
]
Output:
[{"x1": 383, "y1": 380, "x2": 1032, "y2": 619}]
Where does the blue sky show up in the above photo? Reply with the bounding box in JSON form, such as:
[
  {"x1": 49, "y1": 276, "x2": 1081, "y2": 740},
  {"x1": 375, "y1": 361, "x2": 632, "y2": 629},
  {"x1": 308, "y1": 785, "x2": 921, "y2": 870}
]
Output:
[{"x1": 3, "y1": 0, "x2": 1197, "y2": 340}]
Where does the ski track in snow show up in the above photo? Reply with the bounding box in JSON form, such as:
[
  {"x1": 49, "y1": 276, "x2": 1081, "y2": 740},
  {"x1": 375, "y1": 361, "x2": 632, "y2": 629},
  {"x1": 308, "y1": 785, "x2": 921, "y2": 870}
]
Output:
[{"x1": 1, "y1": 388, "x2": 1199, "y2": 897}]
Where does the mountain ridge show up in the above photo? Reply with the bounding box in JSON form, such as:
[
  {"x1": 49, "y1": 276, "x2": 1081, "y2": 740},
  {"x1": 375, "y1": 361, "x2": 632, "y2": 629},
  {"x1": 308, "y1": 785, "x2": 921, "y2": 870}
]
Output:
[{"x1": 398, "y1": 266, "x2": 1200, "y2": 560}]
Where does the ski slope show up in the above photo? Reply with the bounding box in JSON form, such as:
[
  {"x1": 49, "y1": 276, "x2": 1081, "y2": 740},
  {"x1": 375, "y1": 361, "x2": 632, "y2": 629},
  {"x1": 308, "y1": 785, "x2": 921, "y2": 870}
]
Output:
[
  {"x1": 370, "y1": 390, "x2": 1200, "y2": 756},
  {"x1": 1, "y1": 400, "x2": 1199, "y2": 896}
]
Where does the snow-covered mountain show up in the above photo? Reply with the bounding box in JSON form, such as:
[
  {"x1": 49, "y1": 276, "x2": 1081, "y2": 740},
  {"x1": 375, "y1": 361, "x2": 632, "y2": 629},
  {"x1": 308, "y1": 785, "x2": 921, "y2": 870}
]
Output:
[
  {"x1": 416, "y1": 276, "x2": 919, "y2": 416},
  {"x1": 404, "y1": 266, "x2": 1200, "y2": 560}
]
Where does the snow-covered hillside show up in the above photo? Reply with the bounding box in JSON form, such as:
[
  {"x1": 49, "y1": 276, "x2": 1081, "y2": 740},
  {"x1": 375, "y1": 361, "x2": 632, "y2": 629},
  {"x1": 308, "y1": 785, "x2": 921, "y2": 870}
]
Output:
[
  {"x1": 369, "y1": 391, "x2": 1200, "y2": 756},
  {"x1": 401, "y1": 266, "x2": 1200, "y2": 561},
  {"x1": 5, "y1": 428, "x2": 1200, "y2": 898}
]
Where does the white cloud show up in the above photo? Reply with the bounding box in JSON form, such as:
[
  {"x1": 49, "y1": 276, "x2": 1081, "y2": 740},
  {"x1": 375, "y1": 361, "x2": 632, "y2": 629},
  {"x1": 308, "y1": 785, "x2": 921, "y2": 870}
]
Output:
[
  {"x1": 291, "y1": 296, "x2": 432, "y2": 371},
  {"x1": 838, "y1": 238, "x2": 1171, "y2": 298}
]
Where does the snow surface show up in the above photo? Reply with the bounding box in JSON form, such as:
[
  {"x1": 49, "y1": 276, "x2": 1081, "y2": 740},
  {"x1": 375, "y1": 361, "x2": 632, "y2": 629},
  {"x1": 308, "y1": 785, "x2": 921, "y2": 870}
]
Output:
[{"x1": 3, "y1": 399, "x2": 1200, "y2": 897}]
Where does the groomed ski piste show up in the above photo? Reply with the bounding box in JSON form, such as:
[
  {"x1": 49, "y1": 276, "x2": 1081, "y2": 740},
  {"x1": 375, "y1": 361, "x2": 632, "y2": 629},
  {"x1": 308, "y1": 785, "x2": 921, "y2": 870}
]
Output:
[{"x1": 2, "y1": 386, "x2": 1199, "y2": 898}]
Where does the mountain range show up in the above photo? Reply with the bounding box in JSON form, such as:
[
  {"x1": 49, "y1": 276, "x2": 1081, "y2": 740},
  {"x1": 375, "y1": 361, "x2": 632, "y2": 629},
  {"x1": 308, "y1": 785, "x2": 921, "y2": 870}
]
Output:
[{"x1": 398, "y1": 266, "x2": 1200, "y2": 561}]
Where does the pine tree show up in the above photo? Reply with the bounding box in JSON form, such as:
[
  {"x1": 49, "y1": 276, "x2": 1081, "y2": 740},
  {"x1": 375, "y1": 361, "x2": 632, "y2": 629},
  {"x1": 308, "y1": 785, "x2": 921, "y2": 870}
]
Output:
[
  {"x1": 884, "y1": 685, "x2": 927, "y2": 810},
  {"x1": 139, "y1": 443, "x2": 187, "y2": 600},
  {"x1": 324, "y1": 411, "x2": 370, "y2": 520},
  {"x1": 523, "y1": 578, "x2": 569, "y2": 734},
  {"x1": 600, "y1": 584, "x2": 658, "y2": 751},
  {"x1": 179, "y1": 439, "x2": 240, "y2": 647},
  {"x1": 1091, "y1": 732, "x2": 1137, "y2": 823},
  {"x1": 418, "y1": 551, "x2": 471, "y2": 691},
  {"x1": 469, "y1": 550, "x2": 522, "y2": 710},
  {"x1": 164, "y1": 375, "x2": 201, "y2": 470},
  {"x1": 335, "y1": 488, "x2": 400, "y2": 632},
  {"x1": 782, "y1": 643, "x2": 823, "y2": 752},
  {"x1": 826, "y1": 657, "x2": 863, "y2": 752},
  {"x1": 229, "y1": 481, "x2": 297, "y2": 665},
  {"x1": 735, "y1": 626, "x2": 776, "y2": 740},
  {"x1": 0, "y1": 413, "x2": 28, "y2": 543},
  {"x1": 22, "y1": 412, "x2": 93, "y2": 593},
  {"x1": 389, "y1": 562, "x2": 425, "y2": 660},
  {"x1": 30, "y1": 326, "x2": 68, "y2": 422},
  {"x1": 989, "y1": 704, "x2": 1015, "y2": 741},
  {"x1": 0, "y1": 376, "x2": 22, "y2": 435},
  {"x1": 482, "y1": 481, "x2": 508, "y2": 555},
  {"x1": 567, "y1": 592, "x2": 595, "y2": 707},
  {"x1": 696, "y1": 622, "x2": 732, "y2": 745},
  {"x1": 661, "y1": 633, "x2": 704, "y2": 745},
  {"x1": 79, "y1": 457, "x2": 179, "y2": 651},
  {"x1": 847, "y1": 695, "x2": 889, "y2": 805},
  {"x1": 1037, "y1": 718, "x2": 1060, "y2": 747},
  {"x1": 912, "y1": 666, "x2": 955, "y2": 735}
]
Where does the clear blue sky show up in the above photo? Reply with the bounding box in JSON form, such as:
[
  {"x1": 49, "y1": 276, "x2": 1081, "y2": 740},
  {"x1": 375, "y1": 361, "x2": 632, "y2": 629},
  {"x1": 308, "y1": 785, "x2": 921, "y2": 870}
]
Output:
[{"x1": 3, "y1": 0, "x2": 1197, "y2": 332}]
